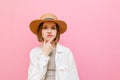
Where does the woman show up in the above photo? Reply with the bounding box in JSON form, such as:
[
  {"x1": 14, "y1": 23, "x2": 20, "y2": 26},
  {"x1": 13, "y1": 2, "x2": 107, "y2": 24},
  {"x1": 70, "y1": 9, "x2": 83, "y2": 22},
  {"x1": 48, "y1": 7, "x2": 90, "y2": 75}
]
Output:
[{"x1": 28, "y1": 13, "x2": 80, "y2": 80}]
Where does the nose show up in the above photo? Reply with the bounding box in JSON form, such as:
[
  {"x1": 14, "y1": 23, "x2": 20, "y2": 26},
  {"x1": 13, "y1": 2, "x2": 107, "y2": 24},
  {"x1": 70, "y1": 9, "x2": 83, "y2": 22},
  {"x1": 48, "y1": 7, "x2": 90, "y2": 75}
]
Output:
[{"x1": 47, "y1": 28, "x2": 52, "y2": 33}]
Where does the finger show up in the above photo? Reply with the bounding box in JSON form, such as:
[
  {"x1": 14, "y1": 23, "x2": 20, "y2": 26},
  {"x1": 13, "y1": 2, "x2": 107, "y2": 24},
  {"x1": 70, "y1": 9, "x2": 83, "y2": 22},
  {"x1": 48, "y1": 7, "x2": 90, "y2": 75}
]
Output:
[
  {"x1": 43, "y1": 39, "x2": 47, "y2": 45},
  {"x1": 48, "y1": 44, "x2": 52, "y2": 47}
]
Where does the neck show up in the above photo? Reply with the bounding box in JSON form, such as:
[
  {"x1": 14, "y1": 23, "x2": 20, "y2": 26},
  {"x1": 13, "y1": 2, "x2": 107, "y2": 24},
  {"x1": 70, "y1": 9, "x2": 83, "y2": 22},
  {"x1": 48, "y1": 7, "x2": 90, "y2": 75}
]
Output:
[{"x1": 51, "y1": 42, "x2": 57, "y2": 48}]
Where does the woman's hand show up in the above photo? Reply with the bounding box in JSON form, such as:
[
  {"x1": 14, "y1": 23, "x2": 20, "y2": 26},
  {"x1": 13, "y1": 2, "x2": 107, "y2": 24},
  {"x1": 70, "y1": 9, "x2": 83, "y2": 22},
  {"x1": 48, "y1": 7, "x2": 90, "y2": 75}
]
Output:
[{"x1": 42, "y1": 37, "x2": 55, "y2": 57}]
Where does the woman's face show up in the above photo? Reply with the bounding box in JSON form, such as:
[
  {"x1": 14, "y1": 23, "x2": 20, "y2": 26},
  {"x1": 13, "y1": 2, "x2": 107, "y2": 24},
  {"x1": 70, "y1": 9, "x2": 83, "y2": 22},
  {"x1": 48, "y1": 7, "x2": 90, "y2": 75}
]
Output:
[{"x1": 42, "y1": 21, "x2": 57, "y2": 42}]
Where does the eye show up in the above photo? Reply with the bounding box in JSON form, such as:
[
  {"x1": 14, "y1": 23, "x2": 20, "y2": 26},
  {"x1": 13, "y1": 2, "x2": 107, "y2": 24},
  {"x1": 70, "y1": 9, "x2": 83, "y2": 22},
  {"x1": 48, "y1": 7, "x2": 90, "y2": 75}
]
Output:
[
  {"x1": 42, "y1": 26, "x2": 47, "y2": 29},
  {"x1": 51, "y1": 27, "x2": 56, "y2": 30}
]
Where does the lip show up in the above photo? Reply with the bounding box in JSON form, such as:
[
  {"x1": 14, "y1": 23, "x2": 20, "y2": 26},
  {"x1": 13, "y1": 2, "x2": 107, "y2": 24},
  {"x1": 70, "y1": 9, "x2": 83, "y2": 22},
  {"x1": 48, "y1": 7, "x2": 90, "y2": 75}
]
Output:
[{"x1": 47, "y1": 35, "x2": 53, "y2": 37}]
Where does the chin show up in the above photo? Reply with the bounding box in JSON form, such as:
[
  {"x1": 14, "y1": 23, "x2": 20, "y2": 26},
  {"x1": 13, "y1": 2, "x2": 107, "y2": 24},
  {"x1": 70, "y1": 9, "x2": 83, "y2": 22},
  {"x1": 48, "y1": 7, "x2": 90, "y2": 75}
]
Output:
[{"x1": 46, "y1": 38, "x2": 51, "y2": 41}]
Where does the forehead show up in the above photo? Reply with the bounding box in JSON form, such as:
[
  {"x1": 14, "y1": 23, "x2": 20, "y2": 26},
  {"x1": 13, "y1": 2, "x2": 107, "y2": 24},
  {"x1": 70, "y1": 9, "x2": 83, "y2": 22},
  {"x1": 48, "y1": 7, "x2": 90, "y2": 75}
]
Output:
[{"x1": 43, "y1": 21, "x2": 56, "y2": 26}]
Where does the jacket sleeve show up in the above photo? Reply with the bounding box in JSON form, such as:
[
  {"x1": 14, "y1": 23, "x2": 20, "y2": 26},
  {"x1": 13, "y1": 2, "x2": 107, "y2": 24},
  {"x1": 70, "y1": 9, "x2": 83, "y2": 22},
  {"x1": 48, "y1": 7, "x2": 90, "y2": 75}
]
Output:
[
  {"x1": 68, "y1": 49, "x2": 80, "y2": 80},
  {"x1": 27, "y1": 49, "x2": 50, "y2": 80}
]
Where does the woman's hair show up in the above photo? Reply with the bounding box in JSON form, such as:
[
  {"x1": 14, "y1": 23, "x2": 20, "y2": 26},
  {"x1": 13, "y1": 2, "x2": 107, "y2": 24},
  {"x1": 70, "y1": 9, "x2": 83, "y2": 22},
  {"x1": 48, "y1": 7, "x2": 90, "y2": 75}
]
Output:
[{"x1": 37, "y1": 22, "x2": 60, "y2": 43}]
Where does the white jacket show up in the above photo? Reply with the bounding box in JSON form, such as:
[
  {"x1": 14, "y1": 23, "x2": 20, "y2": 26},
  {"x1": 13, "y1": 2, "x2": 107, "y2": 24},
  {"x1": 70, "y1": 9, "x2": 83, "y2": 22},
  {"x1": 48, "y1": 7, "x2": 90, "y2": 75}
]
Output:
[{"x1": 28, "y1": 43, "x2": 80, "y2": 80}]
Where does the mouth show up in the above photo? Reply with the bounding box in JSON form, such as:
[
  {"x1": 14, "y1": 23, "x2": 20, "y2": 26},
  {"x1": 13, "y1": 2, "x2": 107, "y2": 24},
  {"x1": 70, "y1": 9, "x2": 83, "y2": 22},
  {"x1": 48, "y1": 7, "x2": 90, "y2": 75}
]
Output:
[{"x1": 47, "y1": 35, "x2": 53, "y2": 37}]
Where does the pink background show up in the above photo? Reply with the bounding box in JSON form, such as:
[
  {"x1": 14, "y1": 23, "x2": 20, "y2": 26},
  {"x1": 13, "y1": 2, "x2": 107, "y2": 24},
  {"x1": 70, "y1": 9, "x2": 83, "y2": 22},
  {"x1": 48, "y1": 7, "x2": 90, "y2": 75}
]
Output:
[{"x1": 0, "y1": 0, "x2": 120, "y2": 80}]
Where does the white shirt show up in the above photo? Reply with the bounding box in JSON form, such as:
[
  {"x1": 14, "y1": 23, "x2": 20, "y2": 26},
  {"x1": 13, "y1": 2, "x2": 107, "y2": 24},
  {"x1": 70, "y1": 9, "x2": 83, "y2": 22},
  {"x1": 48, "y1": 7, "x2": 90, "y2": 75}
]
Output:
[{"x1": 27, "y1": 43, "x2": 80, "y2": 80}]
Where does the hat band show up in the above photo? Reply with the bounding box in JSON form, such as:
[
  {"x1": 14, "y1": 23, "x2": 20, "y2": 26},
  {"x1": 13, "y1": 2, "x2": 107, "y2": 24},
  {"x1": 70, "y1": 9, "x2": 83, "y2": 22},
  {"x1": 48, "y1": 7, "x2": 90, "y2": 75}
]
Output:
[{"x1": 43, "y1": 18, "x2": 55, "y2": 20}]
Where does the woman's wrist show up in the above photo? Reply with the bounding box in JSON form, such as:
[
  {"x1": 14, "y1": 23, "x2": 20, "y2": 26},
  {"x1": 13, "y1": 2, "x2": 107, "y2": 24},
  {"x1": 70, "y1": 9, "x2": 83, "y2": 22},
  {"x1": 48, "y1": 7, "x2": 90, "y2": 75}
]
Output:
[{"x1": 42, "y1": 52, "x2": 49, "y2": 57}]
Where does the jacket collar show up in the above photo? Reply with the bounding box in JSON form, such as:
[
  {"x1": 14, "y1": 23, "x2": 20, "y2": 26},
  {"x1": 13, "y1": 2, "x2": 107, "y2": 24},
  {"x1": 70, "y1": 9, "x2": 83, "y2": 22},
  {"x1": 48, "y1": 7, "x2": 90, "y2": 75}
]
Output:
[{"x1": 56, "y1": 43, "x2": 64, "y2": 53}]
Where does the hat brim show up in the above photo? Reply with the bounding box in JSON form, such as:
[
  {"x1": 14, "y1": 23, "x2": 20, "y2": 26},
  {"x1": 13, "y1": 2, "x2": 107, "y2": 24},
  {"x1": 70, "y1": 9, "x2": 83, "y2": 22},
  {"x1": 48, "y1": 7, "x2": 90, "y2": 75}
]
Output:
[{"x1": 30, "y1": 19, "x2": 67, "y2": 35}]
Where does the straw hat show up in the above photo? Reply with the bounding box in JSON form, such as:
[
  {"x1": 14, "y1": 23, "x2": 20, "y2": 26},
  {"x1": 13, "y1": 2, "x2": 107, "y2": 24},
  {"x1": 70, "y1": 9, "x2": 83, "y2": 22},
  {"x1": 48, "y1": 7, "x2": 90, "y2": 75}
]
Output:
[{"x1": 29, "y1": 13, "x2": 67, "y2": 35}]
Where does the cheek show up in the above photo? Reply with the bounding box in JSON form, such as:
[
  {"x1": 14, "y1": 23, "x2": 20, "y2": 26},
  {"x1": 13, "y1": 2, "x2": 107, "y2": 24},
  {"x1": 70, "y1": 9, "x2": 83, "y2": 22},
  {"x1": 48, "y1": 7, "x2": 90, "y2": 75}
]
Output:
[
  {"x1": 53, "y1": 31, "x2": 57, "y2": 37},
  {"x1": 42, "y1": 30, "x2": 46, "y2": 38},
  {"x1": 53, "y1": 31, "x2": 57, "y2": 35}
]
